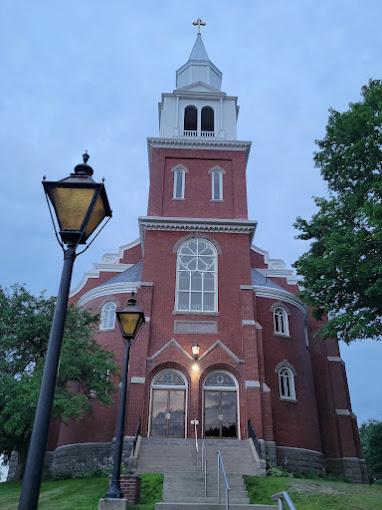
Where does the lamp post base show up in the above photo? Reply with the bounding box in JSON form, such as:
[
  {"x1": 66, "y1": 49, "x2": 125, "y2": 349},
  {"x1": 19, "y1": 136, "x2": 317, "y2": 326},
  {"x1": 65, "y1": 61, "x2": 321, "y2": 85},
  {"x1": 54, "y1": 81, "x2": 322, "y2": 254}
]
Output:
[{"x1": 98, "y1": 498, "x2": 128, "y2": 510}]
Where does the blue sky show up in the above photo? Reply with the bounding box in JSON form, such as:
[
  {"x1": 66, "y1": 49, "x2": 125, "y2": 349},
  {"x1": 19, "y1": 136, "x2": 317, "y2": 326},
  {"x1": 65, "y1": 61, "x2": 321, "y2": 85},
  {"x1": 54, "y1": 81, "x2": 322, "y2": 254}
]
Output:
[{"x1": 0, "y1": 1, "x2": 381, "y2": 478}]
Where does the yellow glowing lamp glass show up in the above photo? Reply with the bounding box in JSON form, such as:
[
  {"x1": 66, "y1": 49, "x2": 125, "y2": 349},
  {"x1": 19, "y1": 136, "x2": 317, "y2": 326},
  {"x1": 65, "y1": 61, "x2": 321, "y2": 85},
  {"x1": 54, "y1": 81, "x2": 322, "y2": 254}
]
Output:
[
  {"x1": 43, "y1": 154, "x2": 112, "y2": 245},
  {"x1": 192, "y1": 343, "x2": 200, "y2": 358},
  {"x1": 116, "y1": 295, "x2": 145, "y2": 340}
]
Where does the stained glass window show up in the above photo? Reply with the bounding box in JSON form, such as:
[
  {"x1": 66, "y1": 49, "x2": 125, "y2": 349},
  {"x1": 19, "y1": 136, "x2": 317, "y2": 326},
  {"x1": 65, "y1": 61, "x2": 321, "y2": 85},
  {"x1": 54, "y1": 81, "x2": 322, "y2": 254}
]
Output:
[
  {"x1": 204, "y1": 372, "x2": 235, "y2": 387},
  {"x1": 154, "y1": 371, "x2": 185, "y2": 386}
]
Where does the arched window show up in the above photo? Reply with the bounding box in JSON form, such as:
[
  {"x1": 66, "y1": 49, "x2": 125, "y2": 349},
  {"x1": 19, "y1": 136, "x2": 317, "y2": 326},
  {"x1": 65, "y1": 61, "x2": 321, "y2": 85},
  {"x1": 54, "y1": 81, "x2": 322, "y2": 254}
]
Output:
[
  {"x1": 173, "y1": 168, "x2": 185, "y2": 199},
  {"x1": 201, "y1": 106, "x2": 214, "y2": 133},
  {"x1": 150, "y1": 369, "x2": 187, "y2": 438},
  {"x1": 278, "y1": 367, "x2": 296, "y2": 400},
  {"x1": 176, "y1": 238, "x2": 217, "y2": 312},
  {"x1": 274, "y1": 306, "x2": 289, "y2": 336},
  {"x1": 211, "y1": 170, "x2": 223, "y2": 200},
  {"x1": 184, "y1": 106, "x2": 197, "y2": 131},
  {"x1": 203, "y1": 371, "x2": 239, "y2": 438},
  {"x1": 100, "y1": 302, "x2": 117, "y2": 330}
]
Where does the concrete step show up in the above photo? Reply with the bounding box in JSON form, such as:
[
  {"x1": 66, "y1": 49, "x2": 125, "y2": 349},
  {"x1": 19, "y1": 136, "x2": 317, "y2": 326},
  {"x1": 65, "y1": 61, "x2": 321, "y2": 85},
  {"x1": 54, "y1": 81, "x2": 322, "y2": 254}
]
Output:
[{"x1": 156, "y1": 504, "x2": 276, "y2": 510}]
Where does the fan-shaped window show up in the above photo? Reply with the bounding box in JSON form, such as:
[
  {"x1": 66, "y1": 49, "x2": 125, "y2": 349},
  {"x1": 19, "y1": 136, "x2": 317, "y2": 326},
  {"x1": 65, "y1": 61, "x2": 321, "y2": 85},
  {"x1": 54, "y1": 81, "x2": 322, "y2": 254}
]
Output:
[
  {"x1": 176, "y1": 238, "x2": 217, "y2": 312},
  {"x1": 274, "y1": 307, "x2": 289, "y2": 336},
  {"x1": 184, "y1": 106, "x2": 197, "y2": 131},
  {"x1": 100, "y1": 302, "x2": 117, "y2": 330},
  {"x1": 201, "y1": 106, "x2": 214, "y2": 132},
  {"x1": 279, "y1": 367, "x2": 296, "y2": 400}
]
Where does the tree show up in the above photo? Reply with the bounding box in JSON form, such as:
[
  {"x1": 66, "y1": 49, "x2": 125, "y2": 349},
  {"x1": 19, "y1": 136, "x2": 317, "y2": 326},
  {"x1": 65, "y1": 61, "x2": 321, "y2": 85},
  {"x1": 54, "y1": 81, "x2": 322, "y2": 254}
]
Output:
[
  {"x1": 359, "y1": 419, "x2": 382, "y2": 481},
  {"x1": 0, "y1": 284, "x2": 119, "y2": 480},
  {"x1": 294, "y1": 80, "x2": 382, "y2": 343}
]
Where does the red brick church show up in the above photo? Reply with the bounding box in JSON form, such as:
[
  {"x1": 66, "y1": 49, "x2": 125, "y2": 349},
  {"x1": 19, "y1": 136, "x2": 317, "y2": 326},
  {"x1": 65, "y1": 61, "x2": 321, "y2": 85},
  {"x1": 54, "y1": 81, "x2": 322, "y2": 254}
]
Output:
[{"x1": 45, "y1": 32, "x2": 366, "y2": 482}]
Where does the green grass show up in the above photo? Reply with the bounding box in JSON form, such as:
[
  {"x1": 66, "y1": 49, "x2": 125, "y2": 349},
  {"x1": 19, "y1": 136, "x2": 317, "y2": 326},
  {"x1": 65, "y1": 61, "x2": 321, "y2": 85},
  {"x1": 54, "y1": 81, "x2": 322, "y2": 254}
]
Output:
[
  {"x1": 0, "y1": 477, "x2": 110, "y2": 510},
  {"x1": 244, "y1": 475, "x2": 382, "y2": 510},
  {"x1": 0, "y1": 473, "x2": 163, "y2": 510}
]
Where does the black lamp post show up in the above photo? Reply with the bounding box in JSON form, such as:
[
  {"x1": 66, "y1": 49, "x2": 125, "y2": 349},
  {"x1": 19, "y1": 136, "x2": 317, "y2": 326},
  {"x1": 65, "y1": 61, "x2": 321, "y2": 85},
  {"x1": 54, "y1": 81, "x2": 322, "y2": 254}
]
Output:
[
  {"x1": 106, "y1": 293, "x2": 145, "y2": 499},
  {"x1": 18, "y1": 154, "x2": 112, "y2": 510}
]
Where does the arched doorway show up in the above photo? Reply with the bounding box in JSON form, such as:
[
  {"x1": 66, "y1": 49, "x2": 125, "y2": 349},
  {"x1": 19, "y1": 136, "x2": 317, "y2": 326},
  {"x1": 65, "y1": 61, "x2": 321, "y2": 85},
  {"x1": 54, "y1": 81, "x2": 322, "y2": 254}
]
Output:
[
  {"x1": 203, "y1": 371, "x2": 239, "y2": 439},
  {"x1": 149, "y1": 369, "x2": 187, "y2": 438}
]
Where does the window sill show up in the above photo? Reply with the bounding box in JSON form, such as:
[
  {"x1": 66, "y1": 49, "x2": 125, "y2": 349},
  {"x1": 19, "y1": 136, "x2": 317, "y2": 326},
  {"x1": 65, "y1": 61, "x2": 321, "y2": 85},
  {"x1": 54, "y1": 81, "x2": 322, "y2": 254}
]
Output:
[
  {"x1": 280, "y1": 397, "x2": 297, "y2": 403},
  {"x1": 210, "y1": 199, "x2": 224, "y2": 202},
  {"x1": 173, "y1": 310, "x2": 220, "y2": 316},
  {"x1": 98, "y1": 327, "x2": 116, "y2": 333},
  {"x1": 172, "y1": 197, "x2": 185, "y2": 200},
  {"x1": 274, "y1": 332, "x2": 290, "y2": 338}
]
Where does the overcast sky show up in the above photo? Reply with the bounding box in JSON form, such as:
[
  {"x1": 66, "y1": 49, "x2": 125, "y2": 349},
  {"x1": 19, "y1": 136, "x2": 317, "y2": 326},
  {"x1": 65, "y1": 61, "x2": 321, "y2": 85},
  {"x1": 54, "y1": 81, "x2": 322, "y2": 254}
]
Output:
[{"x1": 1, "y1": 0, "x2": 381, "y2": 478}]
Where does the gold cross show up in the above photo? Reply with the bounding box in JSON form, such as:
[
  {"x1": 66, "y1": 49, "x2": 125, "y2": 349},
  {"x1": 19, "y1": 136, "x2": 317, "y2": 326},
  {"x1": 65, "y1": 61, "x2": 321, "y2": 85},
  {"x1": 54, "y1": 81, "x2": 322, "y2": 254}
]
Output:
[{"x1": 193, "y1": 18, "x2": 206, "y2": 35}]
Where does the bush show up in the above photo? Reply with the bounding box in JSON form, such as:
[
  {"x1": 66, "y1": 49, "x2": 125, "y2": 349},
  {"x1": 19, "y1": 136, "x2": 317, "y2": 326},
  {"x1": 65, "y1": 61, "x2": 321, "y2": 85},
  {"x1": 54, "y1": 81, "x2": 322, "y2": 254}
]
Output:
[{"x1": 267, "y1": 464, "x2": 294, "y2": 478}]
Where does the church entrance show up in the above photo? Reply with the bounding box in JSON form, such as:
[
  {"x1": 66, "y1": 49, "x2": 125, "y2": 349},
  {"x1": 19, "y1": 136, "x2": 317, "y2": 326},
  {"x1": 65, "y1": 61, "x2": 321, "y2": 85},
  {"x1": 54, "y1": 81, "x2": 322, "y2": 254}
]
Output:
[
  {"x1": 149, "y1": 369, "x2": 187, "y2": 438},
  {"x1": 203, "y1": 371, "x2": 239, "y2": 438}
]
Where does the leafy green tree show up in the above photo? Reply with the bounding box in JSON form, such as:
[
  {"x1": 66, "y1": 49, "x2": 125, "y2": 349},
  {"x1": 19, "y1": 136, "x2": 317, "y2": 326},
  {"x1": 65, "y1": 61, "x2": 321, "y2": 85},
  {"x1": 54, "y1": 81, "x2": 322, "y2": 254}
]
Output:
[
  {"x1": 0, "y1": 284, "x2": 119, "y2": 480},
  {"x1": 294, "y1": 80, "x2": 382, "y2": 342},
  {"x1": 359, "y1": 419, "x2": 382, "y2": 481}
]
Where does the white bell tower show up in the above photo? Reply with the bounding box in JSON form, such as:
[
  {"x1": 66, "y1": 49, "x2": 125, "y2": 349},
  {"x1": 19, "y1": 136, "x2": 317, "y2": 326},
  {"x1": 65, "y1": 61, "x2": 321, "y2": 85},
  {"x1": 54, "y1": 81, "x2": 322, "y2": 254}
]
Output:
[{"x1": 158, "y1": 21, "x2": 240, "y2": 140}]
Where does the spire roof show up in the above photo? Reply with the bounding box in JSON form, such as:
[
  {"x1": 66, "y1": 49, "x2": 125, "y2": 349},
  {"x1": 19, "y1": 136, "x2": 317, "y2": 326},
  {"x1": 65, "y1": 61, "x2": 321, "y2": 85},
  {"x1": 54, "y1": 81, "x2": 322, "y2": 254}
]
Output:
[{"x1": 189, "y1": 34, "x2": 209, "y2": 61}]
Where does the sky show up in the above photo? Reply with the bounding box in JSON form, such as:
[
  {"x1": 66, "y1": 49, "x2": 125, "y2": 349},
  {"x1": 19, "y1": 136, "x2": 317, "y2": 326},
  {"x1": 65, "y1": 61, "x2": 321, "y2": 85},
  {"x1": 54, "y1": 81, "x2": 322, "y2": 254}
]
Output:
[{"x1": 1, "y1": 0, "x2": 382, "y2": 479}]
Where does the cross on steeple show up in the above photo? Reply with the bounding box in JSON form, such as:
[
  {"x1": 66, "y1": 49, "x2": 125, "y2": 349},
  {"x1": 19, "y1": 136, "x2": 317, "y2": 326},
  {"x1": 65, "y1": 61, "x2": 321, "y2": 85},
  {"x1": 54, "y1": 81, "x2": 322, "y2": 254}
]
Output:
[{"x1": 193, "y1": 18, "x2": 206, "y2": 35}]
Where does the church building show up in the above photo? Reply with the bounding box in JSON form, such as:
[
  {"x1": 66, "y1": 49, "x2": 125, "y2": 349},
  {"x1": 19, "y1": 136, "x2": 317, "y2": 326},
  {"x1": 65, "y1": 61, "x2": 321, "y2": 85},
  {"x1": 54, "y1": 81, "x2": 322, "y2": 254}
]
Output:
[{"x1": 46, "y1": 29, "x2": 366, "y2": 483}]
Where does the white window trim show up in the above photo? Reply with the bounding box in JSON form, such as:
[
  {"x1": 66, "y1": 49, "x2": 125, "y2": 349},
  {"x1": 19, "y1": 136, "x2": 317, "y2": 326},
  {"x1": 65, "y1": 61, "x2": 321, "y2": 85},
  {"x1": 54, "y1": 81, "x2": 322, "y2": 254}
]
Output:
[
  {"x1": 99, "y1": 302, "x2": 117, "y2": 331},
  {"x1": 148, "y1": 368, "x2": 188, "y2": 438},
  {"x1": 202, "y1": 370, "x2": 241, "y2": 440},
  {"x1": 171, "y1": 164, "x2": 188, "y2": 200},
  {"x1": 273, "y1": 306, "x2": 290, "y2": 337},
  {"x1": 175, "y1": 238, "x2": 218, "y2": 313},
  {"x1": 278, "y1": 367, "x2": 296, "y2": 401}
]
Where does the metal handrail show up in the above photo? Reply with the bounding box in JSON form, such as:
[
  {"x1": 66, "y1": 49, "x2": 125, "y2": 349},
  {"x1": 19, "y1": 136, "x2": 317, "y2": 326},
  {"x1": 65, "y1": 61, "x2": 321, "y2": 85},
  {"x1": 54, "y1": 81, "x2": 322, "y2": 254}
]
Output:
[
  {"x1": 217, "y1": 450, "x2": 230, "y2": 510},
  {"x1": 248, "y1": 419, "x2": 262, "y2": 458},
  {"x1": 130, "y1": 417, "x2": 141, "y2": 457},
  {"x1": 201, "y1": 440, "x2": 207, "y2": 497},
  {"x1": 271, "y1": 491, "x2": 297, "y2": 510}
]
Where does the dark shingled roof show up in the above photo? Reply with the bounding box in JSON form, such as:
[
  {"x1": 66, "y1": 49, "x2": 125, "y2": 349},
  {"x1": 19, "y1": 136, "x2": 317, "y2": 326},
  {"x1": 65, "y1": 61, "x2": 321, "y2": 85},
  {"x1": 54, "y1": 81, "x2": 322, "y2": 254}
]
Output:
[
  {"x1": 251, "y1": 268, "x2": 291, "y2": 293},
  {"x1": 99, "y1": 260, "x2": 143, "y2": 287}
]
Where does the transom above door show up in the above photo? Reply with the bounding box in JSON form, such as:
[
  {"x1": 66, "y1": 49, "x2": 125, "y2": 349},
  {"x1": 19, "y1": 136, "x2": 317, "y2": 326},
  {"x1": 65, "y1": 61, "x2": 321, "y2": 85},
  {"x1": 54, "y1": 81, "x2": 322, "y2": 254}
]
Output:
[
  {"x1": 149, "y1": 369, "x2": 187, "y2": 438},
  {"x1": 203, "y1": 371, "x2": 239, "y2": 439}
]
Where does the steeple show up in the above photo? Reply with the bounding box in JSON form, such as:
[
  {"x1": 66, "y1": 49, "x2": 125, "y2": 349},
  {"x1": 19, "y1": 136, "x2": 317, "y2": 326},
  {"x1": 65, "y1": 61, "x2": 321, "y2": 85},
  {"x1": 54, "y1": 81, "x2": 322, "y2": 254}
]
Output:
[
  {"x1": 176, "y1": 34, "x2": 222, "y2": 90},
  {"x1": 157, "y1": 26, "x2": 241, "y2": 141}
]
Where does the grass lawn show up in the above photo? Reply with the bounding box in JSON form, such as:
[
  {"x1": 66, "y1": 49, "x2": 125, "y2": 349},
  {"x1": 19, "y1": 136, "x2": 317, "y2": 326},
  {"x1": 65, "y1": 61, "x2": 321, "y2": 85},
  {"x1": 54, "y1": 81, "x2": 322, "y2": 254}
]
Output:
[
  {"x1": 244, "y1": 476, "x2": 382, "y2": 510},
  {"x1": 0, "y1": 473, "x2": 163, "y2": 510}
]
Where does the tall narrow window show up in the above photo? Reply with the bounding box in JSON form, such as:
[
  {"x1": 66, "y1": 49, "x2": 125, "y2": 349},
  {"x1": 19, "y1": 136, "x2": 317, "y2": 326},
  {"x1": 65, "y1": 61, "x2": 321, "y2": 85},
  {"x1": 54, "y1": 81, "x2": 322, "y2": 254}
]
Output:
[
  {"x1": 176, "y1": 238, "x2": 217, "y2": 312},
  {"x1": 201, "y1": 106, "x2": 214, "y2": 132},
  {"x1": 274, "y1": 306, "x2": 289, "y2": 336},
  {"x1": 184, "y1": 106, "x2": 197, "y2": 131},
  {"x1": 173, "y1": 169, "x2": 185, "y2": 199},
  {"x1": 212, "y1": 170, "x2": 223, "y2": 200},
  {"x1": 100, "y1": 302, "x2": 117, "y2": 330},
  {"x1": 278, "y1": 367, "x2": 296, "y2": 400}
]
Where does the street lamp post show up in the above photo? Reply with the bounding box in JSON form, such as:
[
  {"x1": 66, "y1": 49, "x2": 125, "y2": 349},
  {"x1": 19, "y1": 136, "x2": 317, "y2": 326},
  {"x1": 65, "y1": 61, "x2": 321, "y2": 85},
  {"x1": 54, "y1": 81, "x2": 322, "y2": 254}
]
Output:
[
  {"x1": 18, "y1": 154, "x2": 112, "y2": 510},
  {"x1": 106, "y1": 294, "x2": 145, "y2": 499}
]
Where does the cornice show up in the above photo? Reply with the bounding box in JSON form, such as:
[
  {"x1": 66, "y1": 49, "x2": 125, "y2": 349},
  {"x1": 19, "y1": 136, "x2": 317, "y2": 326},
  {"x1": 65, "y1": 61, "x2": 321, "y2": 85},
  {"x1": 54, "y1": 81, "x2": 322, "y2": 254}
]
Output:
[
  {"x1": 69, "y1": 238, "x2": 141, "y2": 298},
  {"x1": 138, "y1": 216, "x2": 257, "y2": 254},
  {"x1": 147, "y1": 137, "x2": 251, "y2": 174},
  {"x1": 77, "y1": 282, "x2": 139, "y2": 307},
  {"x1": 253, "y1": 286, "x2": 307, "y2": 314}
]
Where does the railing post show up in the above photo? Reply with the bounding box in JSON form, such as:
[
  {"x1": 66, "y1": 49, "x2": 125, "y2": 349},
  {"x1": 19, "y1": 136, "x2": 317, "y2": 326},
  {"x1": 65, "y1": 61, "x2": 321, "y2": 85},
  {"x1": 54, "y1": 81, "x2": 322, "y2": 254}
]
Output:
[
  {"x1": 226, "y1": 487, "x2": 229, "y2": 510},
  {"x1": 217, "y1": 452, "x2": 221, "y2": 504},
  {"x1": 278, "y1": 499, "x2": 283, "y2": 510}
]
